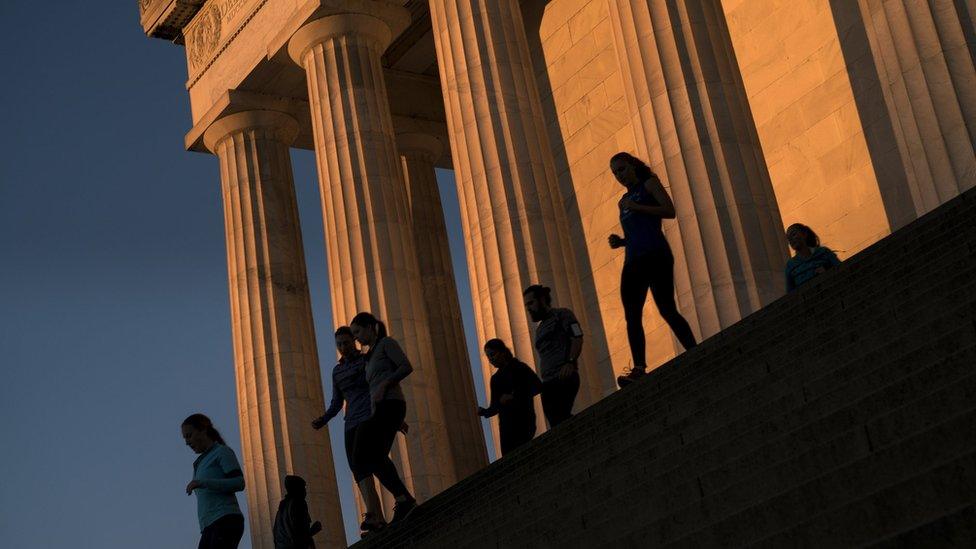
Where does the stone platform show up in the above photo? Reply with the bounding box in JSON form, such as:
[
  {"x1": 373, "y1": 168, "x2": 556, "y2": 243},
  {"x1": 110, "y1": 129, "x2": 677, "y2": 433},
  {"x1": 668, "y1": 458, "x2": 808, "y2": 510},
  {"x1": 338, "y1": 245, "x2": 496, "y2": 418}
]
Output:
[{"x1": 355, "y1": 187, "x2": 976, "y2": 548}]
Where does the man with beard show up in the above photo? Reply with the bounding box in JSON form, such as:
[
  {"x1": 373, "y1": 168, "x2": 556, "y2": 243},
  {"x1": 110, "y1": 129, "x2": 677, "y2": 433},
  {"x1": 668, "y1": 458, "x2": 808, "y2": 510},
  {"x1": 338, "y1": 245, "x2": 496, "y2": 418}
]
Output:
[{"x1": 523, "y1": 284, "x2": 584, "y2": 427}]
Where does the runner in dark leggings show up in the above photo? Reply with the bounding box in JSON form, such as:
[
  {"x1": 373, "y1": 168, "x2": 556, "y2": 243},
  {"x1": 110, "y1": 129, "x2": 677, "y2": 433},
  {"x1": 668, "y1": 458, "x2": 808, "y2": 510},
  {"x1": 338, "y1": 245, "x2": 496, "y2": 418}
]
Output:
[
  {"x1": 609, "y1": 152, "x2": 698, "y2": 388},
  {"x1": 311, "y1": 326, "x2": 387, "y2": 533},
  {"x1": 349, "y1": 312, "x2": 418, "y2": 528}
]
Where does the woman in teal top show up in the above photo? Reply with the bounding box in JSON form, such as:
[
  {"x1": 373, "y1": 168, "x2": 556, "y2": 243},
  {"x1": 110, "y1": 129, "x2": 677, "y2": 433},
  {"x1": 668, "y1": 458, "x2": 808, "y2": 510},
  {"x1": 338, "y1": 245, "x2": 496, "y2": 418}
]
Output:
[
  {"x1": 182, "y1": 413, "x2": 246, "y2": 549},
  {"x1": 785, "y1": 223, "x2": 842, "y2": 292}
]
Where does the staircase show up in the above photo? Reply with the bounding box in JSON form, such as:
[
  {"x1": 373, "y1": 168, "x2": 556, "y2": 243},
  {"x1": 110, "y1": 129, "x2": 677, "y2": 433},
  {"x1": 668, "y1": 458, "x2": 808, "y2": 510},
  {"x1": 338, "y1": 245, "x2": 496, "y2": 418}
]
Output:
[{"x1": 355, "y1": 187, "x2": 976, "y2": 548}]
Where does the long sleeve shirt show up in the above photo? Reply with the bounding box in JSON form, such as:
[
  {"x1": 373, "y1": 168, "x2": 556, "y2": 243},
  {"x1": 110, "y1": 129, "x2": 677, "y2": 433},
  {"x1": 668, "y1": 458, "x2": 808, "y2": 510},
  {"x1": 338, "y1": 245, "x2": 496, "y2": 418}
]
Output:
[
  {"x1": 483, "y1": 360, "x2": 542, "y2": 426},
  {"x1": 320, "y1": 354, "x2": 371, "y2": 431},
  {"x1": 365, "y1": 337, "x2": 413, "y2": 407},
  {"x1": 192, "y1": 443, "x2": 244, "y2": 532}
]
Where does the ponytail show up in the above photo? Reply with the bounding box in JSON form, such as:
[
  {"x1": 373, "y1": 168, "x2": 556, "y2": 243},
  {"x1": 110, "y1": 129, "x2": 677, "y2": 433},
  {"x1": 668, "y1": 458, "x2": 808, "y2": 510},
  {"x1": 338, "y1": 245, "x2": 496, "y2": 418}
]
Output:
[
  {"x1": 610, "y1": 151, "x2": 656, "y2": 184},
  {"x1": 182, "y1": 413, "x2": 226, "y2": 446},
  {"x1": 351, "y1": 312, "x2": 388, "y2": 341}
]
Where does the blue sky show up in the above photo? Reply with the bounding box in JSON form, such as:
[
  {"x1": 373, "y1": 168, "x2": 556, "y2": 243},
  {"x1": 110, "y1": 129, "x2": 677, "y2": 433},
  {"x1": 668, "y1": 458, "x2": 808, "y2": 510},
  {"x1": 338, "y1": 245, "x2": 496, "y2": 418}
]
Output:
[{"x1": 0, "y1": 3, "x2": 490, "y2": 546}]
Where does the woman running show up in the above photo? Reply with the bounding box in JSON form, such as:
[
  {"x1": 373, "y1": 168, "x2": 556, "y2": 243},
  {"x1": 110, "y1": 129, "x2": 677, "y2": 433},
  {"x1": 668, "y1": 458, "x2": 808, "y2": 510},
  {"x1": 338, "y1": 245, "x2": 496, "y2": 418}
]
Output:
[
  {"x1": 311, "y1": 326, "x2": 385, "y2": 534},
  {"x1": 349, "y1": 312, "x2": 418, "y2": 528},
  {"x1": 182, "y1": 413, "x2": 246, "y2": 549},
  {"x1": 608, "y1": 152, "x2": 697, "y2": 388}
]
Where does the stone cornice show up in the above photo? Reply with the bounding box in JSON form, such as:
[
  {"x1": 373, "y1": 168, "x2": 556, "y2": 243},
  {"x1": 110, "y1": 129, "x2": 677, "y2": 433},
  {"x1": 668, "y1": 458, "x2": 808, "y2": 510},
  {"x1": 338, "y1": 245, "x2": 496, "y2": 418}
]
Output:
[{"x1": 138, "y1": 0, "x2": 206, "y2": 43}]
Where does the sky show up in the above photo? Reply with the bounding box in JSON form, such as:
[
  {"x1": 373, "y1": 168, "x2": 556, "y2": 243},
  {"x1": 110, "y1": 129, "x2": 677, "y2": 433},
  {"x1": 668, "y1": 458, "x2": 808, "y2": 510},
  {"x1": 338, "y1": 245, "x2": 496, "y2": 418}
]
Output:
[{"x1": 0, "y1": 3, "x2": 491, "y2": 547}]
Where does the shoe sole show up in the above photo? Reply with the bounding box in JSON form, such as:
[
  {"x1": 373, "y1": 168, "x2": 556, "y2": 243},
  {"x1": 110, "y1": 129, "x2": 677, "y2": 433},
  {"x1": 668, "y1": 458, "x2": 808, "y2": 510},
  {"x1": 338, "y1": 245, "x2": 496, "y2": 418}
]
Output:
[{"x1": 391, "y1": 504, "x2": 417, "y2": 525}]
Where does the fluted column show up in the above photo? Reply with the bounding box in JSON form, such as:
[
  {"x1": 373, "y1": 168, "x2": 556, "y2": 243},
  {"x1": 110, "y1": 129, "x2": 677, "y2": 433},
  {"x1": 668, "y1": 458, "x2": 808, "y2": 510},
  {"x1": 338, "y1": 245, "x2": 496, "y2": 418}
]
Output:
[
  {"x1": 857, "y1": 0, "x2": 976, "y2": 217},
  {"x1": 429, "y1": 0, "x2": 616, "y2": 446},
  {"x1": 608, "y1": 0, "x2": 788, "y2": 339},
  {"x1": 287, "y1": 8, "x2": 457, "y2": 502},
  {"x1": 397, "y1": 132, "x2": 487, "y2": 476},
  {"x1": 202, "y1": 110, "x2": 345, "y2": 549}
]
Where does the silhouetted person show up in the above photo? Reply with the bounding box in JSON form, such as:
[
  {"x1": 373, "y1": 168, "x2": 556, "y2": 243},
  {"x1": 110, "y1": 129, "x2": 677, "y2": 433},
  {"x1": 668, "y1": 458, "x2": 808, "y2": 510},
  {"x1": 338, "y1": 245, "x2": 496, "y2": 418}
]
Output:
[
  {"x1": 311, "y1": 326, "x2": 382, "y2": 533},
  {"x1": 785, "y1": 223, "x2": 841, "y2": 292},
  {"x1": 182, "y1": 413, "x2": 246, "y2": 549},
  {"x1": 524, "y1": 284, "x2": 583, "y2": 427},
  {"x1": 273, "y1": 475, "x2": 322, "y2": 549},
  {"x1": 478, "y1": 338, "x2": 543, "y2": 455},
  {"x1": 608, "y1": 152, "x2": 698, "y2": 388},
  {"x1": 349, "y1": 312, "x2": 418, "y2": 528}
]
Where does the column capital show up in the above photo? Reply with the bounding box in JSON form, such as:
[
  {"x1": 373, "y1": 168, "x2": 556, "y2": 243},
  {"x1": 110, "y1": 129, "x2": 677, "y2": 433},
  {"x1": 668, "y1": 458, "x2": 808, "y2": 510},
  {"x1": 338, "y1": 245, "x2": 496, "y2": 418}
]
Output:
[
  {"x1": 287, "y1": 5, "x2": 410, "y2": 65},
  {"x1": 203, "y1": 110, "x2": 299, "y2": 153},
  {"x1": 397, "y1": 132, "x2": 443, "y2": 162}
]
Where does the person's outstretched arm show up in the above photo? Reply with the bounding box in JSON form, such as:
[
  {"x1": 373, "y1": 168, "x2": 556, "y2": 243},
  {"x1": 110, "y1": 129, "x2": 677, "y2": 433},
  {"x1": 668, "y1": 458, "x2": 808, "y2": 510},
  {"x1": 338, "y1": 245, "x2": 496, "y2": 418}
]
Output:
[
  {"x1": 316, "y1": 371, "x2": 344, "y2": 426},
  {"x1": 479, "y1": 373, "x2": 501, "y2": 417},
  {"x1": 200, "y1": 448, "x2": 245, "y2": 493}
]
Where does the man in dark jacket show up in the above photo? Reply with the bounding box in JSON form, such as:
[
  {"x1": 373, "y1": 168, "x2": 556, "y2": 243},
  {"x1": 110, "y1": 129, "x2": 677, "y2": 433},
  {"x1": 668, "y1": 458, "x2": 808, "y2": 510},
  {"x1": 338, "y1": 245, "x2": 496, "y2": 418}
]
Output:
[{"x1": 273, "y1": 475, "x2": 322, "y2": 549}]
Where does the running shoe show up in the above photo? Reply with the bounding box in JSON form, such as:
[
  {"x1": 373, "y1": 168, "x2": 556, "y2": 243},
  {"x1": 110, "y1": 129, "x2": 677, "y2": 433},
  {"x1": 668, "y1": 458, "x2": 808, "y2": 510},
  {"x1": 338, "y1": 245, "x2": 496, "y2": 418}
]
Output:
[
  {"x1": 360, "y1": 513, "x2": 386, "y2": 533},
  {"x1": 617, "y1": 367, "x2": 647, "y2": 387},
  {"x1": 390, "y1": 497, "x2": 417, "y2": 524}
]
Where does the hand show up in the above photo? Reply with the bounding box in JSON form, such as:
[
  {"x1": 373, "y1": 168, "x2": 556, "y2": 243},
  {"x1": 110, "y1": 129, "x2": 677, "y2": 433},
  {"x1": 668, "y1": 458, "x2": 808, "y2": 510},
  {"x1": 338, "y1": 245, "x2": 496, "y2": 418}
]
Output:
[
  {"x1": 498, "y1": 394, "x2": 514, "y2": 406},
  {"x1": 186, "y1": 480, "x2": 203, "y2": 495},
  {"x1": 608, "y1": 234, "x2": 625, "y2": 249},
  {"x1": 558, "y1": 362, "x2": 576, "y2": 380},
  {"x1": 399, "y1": 421, "x2": 409, "y2": 435},
  {"x1": 311, "y1": 416, "x2": 327, "y2": 430},
  {"x1": 619, "y1": 198, "x2": 638, "y2": 211},
  {"x1": 310, "y1": 521, "x2": 322, "y2": 536}
]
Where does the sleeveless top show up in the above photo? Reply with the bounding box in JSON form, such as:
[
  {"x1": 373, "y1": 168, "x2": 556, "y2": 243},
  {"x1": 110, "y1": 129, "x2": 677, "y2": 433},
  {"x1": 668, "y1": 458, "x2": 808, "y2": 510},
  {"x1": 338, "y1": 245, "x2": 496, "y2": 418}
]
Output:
[{"x1": 620, "y1": 181, "x2": 670, "y2": 262}]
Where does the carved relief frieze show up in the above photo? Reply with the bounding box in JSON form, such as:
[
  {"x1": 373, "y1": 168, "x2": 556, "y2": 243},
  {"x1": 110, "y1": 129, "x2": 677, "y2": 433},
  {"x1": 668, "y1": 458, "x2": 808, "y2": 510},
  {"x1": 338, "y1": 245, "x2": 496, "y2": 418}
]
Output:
[
  {"x1": 186, "y1": 3, "x2": 223, "y2": 70},
  {"x1": 184, "y1": 0, "x2": 262, "y2": 78}
]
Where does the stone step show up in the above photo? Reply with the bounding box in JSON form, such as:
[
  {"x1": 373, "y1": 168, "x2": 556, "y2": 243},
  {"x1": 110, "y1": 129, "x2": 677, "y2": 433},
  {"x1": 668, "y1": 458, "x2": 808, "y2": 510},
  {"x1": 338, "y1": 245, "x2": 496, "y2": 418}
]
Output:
[
  {"x1": 667, "y1": 410, "x2": 976, "y2": 547},
  {"x1": 753, "y1": 457, "x2": 976, "y2": 548},
  {"x1": 557, "y1": 366, "x2": 976, "y2": 547},
  {"x1": 868, "y1": 504, "x2": 976, "y2": 548}
]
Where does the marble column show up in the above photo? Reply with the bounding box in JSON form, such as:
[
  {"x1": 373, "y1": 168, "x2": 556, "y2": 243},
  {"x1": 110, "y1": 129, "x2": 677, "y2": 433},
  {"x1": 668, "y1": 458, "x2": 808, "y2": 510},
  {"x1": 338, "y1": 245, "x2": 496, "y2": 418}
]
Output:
[
  {"x1": 287, "y1": 8, "x2": 457, "y2": 503},
  {"x1": 429, "y1": 0, "x2": 616, "y2": 447},
  {"x1": 397, "y1": 132, "x2": 487, "y2": 476},
  {"x1": 857, "y1": 0, "x2": 976, "y2": 217},
  {"x1": 608, "y1": 0, "x2": 788, "y2": 339},
  {"x1": 202, "y1": 110, "x2": 345, "y2": 549}
]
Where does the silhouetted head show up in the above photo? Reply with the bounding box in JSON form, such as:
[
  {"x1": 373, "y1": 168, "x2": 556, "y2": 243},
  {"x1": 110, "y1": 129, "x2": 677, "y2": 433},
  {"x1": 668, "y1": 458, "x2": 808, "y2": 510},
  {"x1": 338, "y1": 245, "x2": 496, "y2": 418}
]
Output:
[
  {"x1": 181, "y1": 413, "x2": 226, "y2": 454},
  {"x1": 523, "y1": 285, "x2": 553, "y2": 322},
  {"x1": 335, "y1": 326, "x2": 359, "y2": 359},
  {"x1": 350, "y1": 312, "x2": 387, "y2": 347},
  {"x1": 484, "y1": 338, "x2": 515, "y2": 369},
  {"x1": 610, "y1": 152, "x2": 657, "y2": 189},
  {"x1": 284, "y1": 475, "x2": 307, "y2": 499},
  {"x1": 786, "y1": 223, "x2": 820, "y2": 252}
]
